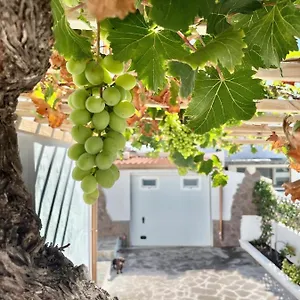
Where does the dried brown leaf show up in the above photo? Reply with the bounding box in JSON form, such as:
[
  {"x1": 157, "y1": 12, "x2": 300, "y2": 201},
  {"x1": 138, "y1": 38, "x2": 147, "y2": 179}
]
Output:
[{"x1": 86, "y1": 0, "x2": 135, "y2": 21}]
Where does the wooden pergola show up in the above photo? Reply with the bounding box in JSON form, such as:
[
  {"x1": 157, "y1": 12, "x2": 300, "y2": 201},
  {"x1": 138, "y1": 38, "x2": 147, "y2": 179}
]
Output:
[{"x1": 15, "y1": 10, "x2": 300, "y2": 146}]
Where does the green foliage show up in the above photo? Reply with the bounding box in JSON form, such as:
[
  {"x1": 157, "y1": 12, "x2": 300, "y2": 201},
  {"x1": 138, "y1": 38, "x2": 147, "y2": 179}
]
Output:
[
  {"x1": 231, "y1": 0, "x2": 300, "y2": 67},
  {"x1": 50, "y1": 0, "x2": 92, "y2": 60},
  {"x1": 277, "y1": 197, "x2": 300, "y2": 231},
  {"x1": 106, "y1": 13, "x2": 189, "y2": 91},
  {"x1": 253, "y1": 180, "x2": 278, "y2": 244},
  {"x1": 184, "y1": 29, "x2": 247, "y2": 72},
  {"x1": 253, "y1": 179, "x2": 300, "y2": 242},
  {"x1": 282, "y1": 259, "x2": 300, "y2": 285},
  {"x1": 150, "y1": 0, "x2": 200, "y2": 31},
  {"x1": 168, "y1": 61, "x2": 195, "y2": 98},
  {"x1": 185, "y1": 68, "x2": 264, "y2": 134},
  {"x1": 280, "y1": 243, "x2": 296, "y2": 258}
]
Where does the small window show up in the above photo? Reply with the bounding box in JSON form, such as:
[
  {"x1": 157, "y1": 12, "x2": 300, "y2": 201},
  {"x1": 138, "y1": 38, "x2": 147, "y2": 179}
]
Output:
[
  {"x1": 181, "y1": 177, "x2": 201, "y2": 190},
  {"x1": 140, "y1": 178, "x2": 158, "y2": 190}
]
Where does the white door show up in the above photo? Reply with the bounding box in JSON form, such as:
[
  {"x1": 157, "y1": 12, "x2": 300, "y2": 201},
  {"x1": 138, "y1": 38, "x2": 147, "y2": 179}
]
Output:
[{"x1": 130, "y1": 173, "x2": 211, "y2": 246}]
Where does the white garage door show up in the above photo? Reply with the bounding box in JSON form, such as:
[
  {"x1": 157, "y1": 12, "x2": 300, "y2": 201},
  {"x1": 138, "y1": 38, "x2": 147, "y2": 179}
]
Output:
[{"x1": 130, "y1": 172, "x2": 211, "y2": 246}]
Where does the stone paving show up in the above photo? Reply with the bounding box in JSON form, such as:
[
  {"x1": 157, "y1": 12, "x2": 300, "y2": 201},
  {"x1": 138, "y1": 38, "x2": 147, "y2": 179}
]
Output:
[{"x1": 103, "y1": 247, "x2": 296, "y2": 300}]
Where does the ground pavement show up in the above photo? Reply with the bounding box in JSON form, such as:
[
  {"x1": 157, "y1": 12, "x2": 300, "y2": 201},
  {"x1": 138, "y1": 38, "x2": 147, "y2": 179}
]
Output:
[{"x1": 103, "y1": 247, "x2": 296, "y2": 300}]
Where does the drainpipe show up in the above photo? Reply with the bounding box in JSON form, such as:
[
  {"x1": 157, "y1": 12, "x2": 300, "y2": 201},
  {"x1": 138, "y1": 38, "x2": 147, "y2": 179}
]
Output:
[{"x1": 219, "y1": 186, "x2": 223, "y2": 241}]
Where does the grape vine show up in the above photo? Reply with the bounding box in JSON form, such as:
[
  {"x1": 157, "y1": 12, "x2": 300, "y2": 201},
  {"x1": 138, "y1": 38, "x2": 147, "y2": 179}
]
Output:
[{"x1": 44, "y1": 0, "x2": 300, "y2": 201}]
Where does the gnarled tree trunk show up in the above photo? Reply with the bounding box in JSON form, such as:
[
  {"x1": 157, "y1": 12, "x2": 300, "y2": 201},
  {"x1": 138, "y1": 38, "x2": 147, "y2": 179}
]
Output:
[{"x1": 0, "y1": 1, "x2": 116, "y2": 299}]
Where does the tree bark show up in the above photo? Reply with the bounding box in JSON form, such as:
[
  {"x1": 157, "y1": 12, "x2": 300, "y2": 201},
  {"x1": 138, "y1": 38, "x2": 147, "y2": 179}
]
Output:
[{"x1": 0, "y1": 1, "x2": 116, "y2": 299}]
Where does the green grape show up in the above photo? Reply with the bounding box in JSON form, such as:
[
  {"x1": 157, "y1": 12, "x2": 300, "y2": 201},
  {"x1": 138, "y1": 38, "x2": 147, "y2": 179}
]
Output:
[
  {"x1": 70, "y1": 109, "x2": 91, "y2": 125},
  {"x1": 81, "y1": 175, "x2": 98, "y2": 193},
  {"x1": 95, "y1": 168, "x2": 115, "y2": 188},
  {"x1": 106, "y1": 130, "x2": 126, "y2": 150},
  {"x1": 73, "y1": 72, "x2": 89, "y2": 87},
  {"x1": 95, "y1": 151, "x2": 114, "y2": 170},
  {"x1": 85, "y1": 61, "x2": 104, "y2": 85},
  {"x1": 72, "y1": 167, "x2": 90, "y2": 181},
  {"x1": 85, "y1": 96, "x2": 105, "y2": 113},
  {"x1": 102, "y1": 67, "x2": 113, "y2": 84},
  {"x1": 113, "y1": 100, "x2": 135, "y2": 119},
  {"x1": 62, "y1": 0, "x2": 79, "y2": 7},
  {"x1": 125, "y1": 90, "x2": 132, "y2": 101},
  {"x1": 71, "y1": 125, "x2": 92, "y2": 144},
  {"x1": 115, "y1": 85, "x2": 126, "y2": 100},
  {"x1": 110, "y1": 164, "x2": 120, "y2": 181},
  {"x1": 83, "y1": 189, "x2": 99, "y2": 205},
  {"x1": 71, "y1": 89, "x2": 89, "y2": 109},
  {"x1": 103, "y1": 137, "x2": 119, "y2": 154},
  {"x1": 66, "y1": 58, "x2": 86, "y2": 75},
  {"x1": 103, "y1": 87, "x2": 121, "y2": 106},
  {"x1": 109, "y1": 112, "x2": 127, "y2": 133},
  {"x1": 68, "y1": 143, "x2": 85, "y2": 161},
  {"x1": 102, "y1": 55, "x2": 124, "y2": 74},
  {"x1": 68, "y1": 94, "x2": 76, "y2": 109},
  {"x1": 115, "y1": 74, "x2": 136, "y2": 90},
  {"x1": 77, "y1": 153, "x2": 96, "y2": 170},
  {"x1": 92, "y1": 110, "x2": 110, "y2": 130},
  {"x1": 85, "y1": 136, "x2": 103, "y2": 154}
]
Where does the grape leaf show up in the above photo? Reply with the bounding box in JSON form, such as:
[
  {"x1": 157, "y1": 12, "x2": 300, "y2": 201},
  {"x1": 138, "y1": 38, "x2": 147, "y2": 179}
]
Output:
[
  {"x1": 106, "y1": 12, "x2": 189, "y2": 91},
  {"x1": 231, "y1": 1, "x2": 300, "y2": 67},
  {"x1": 199, "y1": 159, "x2": 213, "y2": 175},
  {"x1": 170, "y1": 81, "x2": 179, "y2": 106},
  {"x1": 168, "y1": 61, "x2": 195, "y2": 98},
  {"x1": 171, "y1": 152, "x2": 195, "y2": 168},
  {"x1": 150, "y1": 0, "x2": 200, "y2": 31},
  {"x1": 185, "y1": 67, "x2": 264, "y2": 134},
  {"x1": 211, "y1": 170, "x2": 228, "y2": 187},
  {"x1": 184, "y1": 29, "x2": 247, "y2": 72},
  {"x1": 200, "y1": 0, "x2": 263, "y2": 35},
  {"x1": 50, "y1": 0, "x2": 92, "y2": 60}
]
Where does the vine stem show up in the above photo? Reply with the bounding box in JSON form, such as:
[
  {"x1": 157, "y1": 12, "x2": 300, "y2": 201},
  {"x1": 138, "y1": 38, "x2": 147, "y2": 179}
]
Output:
[
  {"x1": 96, "y1": 21, "x2": 101, "y2": 62},
  {"x1": 177, "y1": 31, "x2": 196, "y2": 51}
]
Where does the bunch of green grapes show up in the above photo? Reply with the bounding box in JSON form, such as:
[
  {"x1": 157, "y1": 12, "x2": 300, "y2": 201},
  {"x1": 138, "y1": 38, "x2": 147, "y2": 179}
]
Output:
[
  {"x1": 160, "y1": 113, "x2": 200, "y2": 159},
  {"x1": 66, "y1": 55, "x2": 136, "y2": 205}
]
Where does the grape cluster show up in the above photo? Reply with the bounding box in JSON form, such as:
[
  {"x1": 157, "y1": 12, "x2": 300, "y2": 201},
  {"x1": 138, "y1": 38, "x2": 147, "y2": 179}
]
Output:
[
  {"x1": 161, "y1": 113, "x2": 200, "y2": 159},
  {"x1": 66, "y1": 55, "x2": 136, "y2": 204}
]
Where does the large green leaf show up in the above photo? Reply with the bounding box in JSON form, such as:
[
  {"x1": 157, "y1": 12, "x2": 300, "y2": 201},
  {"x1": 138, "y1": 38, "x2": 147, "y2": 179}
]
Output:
[
  {"x1": 150, "y1": 0, "x2": 200, "y2": 31},
  {"x1": 185, "y1": 68, "x2": 264, "y2": 134},
  {"x1": 184, "y1": 29, "x2": 247, "y2": 72},
  {"x1": 231, "y1": 0, "x2": 300, "y2": 67},
  {"x1": 50, "y1": 0, "x2": 92, "y2": 60},
  {"x1": 170, "y1": 152, "x2": 195, "y2": 168},
  {"x1": 201, "y1": 0, "x2": 263, "y2": 35},
  {"x1": 106, "y1": 13, "x2": 189, "y2": 91},
  {"x1": 168, "y1": 61, "x2": 196, "y2": 98}
]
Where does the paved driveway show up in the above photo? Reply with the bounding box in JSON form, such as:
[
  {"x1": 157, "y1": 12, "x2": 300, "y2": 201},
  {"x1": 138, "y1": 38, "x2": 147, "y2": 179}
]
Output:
[{"x1": 103, "y1": 247, "x2": 296, "y2": 300}]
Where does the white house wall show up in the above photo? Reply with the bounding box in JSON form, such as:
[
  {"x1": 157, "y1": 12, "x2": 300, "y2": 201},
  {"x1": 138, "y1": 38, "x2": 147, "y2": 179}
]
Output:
[
  {"x1": 104, "y1": 169, "x2": 245, "y2": 223},
  {"x1": 211, "y1": 171, "x2": 245, "y2": 221},
  {"x1": 102, "y1": 170, "x2": 131, "y2": 221}
]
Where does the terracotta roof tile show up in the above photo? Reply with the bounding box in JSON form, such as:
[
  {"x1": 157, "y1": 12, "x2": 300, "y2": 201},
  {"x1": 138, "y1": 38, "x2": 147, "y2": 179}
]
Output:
[{"x1": 115, "y1": 156, "x2": 175, "y2": 169}]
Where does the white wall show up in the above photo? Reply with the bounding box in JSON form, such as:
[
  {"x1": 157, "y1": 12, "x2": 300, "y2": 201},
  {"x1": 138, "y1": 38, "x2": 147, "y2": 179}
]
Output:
[
  {"x1": 211, "y1": 171, "x2": 245, "y2": 220},
  {"x1": 105, "y1": 169, "x2": 245, "y2": 223},
  {"x1": 241, "y1": 216, "x2": 300, "y2": 265},
  {"x1": 240, "y1": 215, "x2": 262, "y2": 241},
  {"x1": 102, "y1": 170, "x2": 131, "y2": 221}
]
